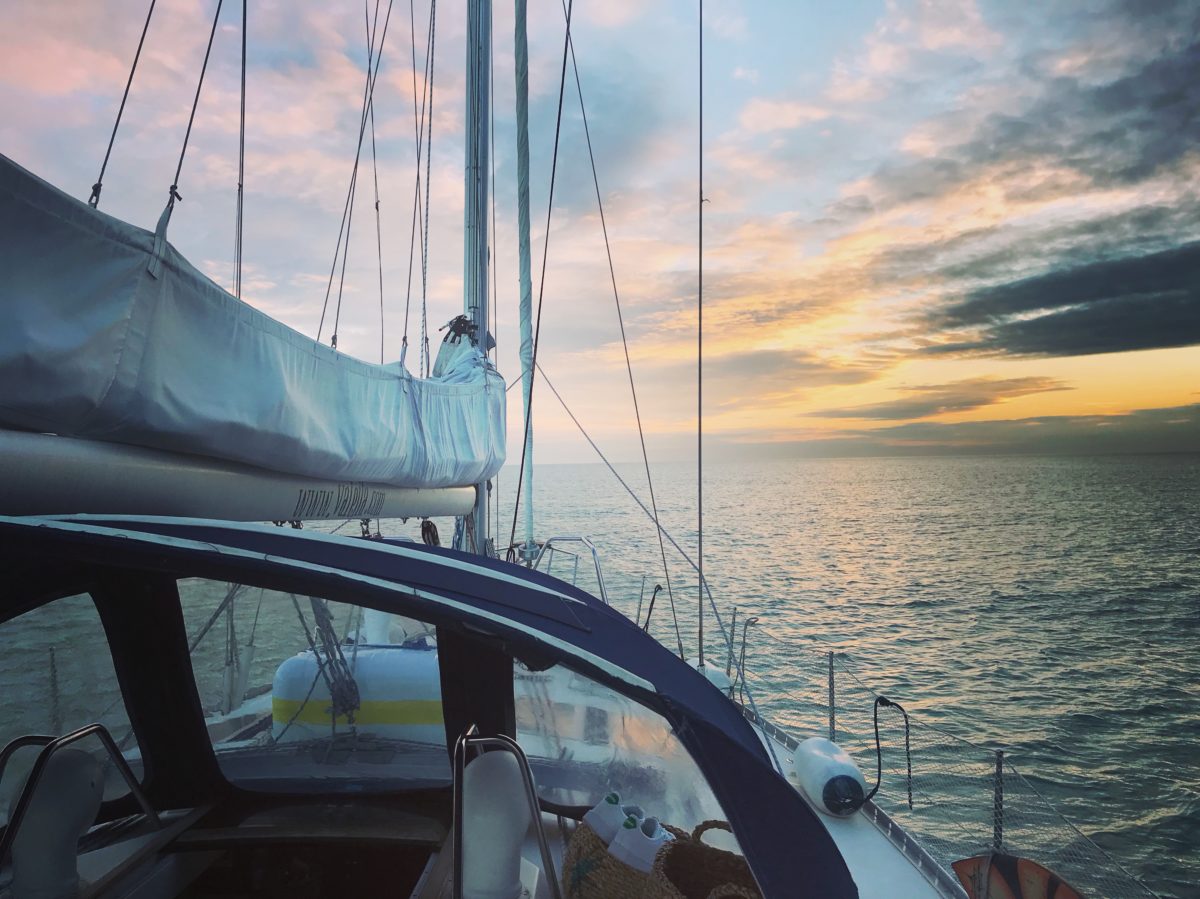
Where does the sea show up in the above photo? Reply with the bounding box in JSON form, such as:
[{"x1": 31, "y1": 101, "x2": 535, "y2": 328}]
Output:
[
  {"x1": 1, "y1": 454, "x2": 1195, "y2": 896},
  {"x1": 495, "y1": 454, "x2": 1199, "y2": 898}
]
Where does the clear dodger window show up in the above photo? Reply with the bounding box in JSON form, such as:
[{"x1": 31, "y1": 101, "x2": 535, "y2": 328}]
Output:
[
  {"x1": 0, "y1": 593, "x2": 143, "y2": 822},
  {"x1": 514, "y1": 662, "x2": 733, "y2": 837},
  {"x1": 178, "y1": 579, "x2": 450, "y2": 791}
]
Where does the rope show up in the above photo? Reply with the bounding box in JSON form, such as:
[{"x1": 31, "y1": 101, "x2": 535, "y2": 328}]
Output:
[
  {"x1": 506, "y1": 0, "x2": 574, "y2": 560},
  {"x1": 273, "y1": 667, "x2": 322, "y2": 743},
  {"x1": 89, "y1": 0, "x2": 158, "y2": 208},
  {"x1": 289, "y1": 594, "x2": 361, "y2": 724},
  {"x1": 559, "y1": 0, "x2": 679, "y2": 657},
  {"x1": 317, "y1": 0, "x2": 396, "y2": 345},
  {"x1": 166, "y1": 0, "x2": 225, "y2": 211},
  {"x1": 864, "y1": 697, "x2": 913, "y2": 810},
  {"x1": 233, "y1": 0, "x2": 247, "y2": 298}
]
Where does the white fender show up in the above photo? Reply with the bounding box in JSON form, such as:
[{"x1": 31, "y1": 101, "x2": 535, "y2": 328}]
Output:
[{"x1": 792, "y1": 737, "x2": 867, "y2": 817}]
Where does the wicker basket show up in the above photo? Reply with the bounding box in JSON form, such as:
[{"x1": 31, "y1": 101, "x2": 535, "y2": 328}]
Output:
[
  {"x1": 562, "y1": 820, "x2": 654, "y2": 899},
  {"x1": 646, "y1": 820, "x2": 762, "y2": 899}
]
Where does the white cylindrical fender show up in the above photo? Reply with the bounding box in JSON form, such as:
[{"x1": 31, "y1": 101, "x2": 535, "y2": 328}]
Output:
[
  {"x1": 792, "y1": 737, "x2": 867, "y2": 817},
  {"x1": 462, "y1": 750, "x2": 532, "y2": 899},
  {"x1": 271, "y1": 646, "x2": 443, "y2": 744}
]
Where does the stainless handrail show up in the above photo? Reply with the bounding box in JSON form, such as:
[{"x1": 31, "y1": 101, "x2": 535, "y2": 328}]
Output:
[
  {"x1": 531, "y1": 536, "x2": 608, "y2": 604},
  {"x1": 451, "y1": 725, "x2": 563, "y2": 899},
  {"x1": 0, "y1": 723, "x2": 161, "y2": 867}
]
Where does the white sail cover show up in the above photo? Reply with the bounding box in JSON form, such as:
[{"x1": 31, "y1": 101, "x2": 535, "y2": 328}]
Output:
[{"x1": 0, "y1": 154, "x2": 505, "y2": 489}]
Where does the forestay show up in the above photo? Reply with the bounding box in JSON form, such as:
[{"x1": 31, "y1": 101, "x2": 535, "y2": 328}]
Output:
[{"x1": 0, "y1": 155, "x2": 505, "y2": 489}]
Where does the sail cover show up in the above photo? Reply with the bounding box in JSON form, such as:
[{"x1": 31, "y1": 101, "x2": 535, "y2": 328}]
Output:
[{"x1": 0, "y1": 154, "x2": 505, "y2": 489}]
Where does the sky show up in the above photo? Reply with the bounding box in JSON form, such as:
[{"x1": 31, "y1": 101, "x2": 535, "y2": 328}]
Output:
[{"x1": 2, "y1": 0, "x2": 1198, "y2": 463}]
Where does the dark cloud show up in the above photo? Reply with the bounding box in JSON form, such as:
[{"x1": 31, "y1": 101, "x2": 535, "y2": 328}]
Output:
[
  {"x1": 644, "y1": 348, "x2": 877, "y2": 411},
  {"x1": 799, "y1": 8, "x2": 1200, "y2": 369},
  {"x1": 813, "y1": 376, "x2": 1068, "y2": 420},
  {"x1": 861, "y1": 25, "x2": 1200, "y2": 214},
  {"x1": 713, "y1": 404, "x2": 1200, "y2": 458},
  {"x1": 708, "y1": 349, "x2": 875, "y2": 385},
  {"x1": 924, "y1": 241, "x2": 1200, "y2": 357},
  {"x1": 876, "y1": 202, "x2": 1200, "y2": 289}
]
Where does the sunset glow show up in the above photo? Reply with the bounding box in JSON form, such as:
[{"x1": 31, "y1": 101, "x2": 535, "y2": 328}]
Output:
[{"x1": 3, "y1": 0, "x2": 1196, "y2": 461}]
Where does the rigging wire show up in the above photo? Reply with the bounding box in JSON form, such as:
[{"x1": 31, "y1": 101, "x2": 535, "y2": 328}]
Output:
[
  {"x1": 507, "y1": 0, "x2": 575, "y2": 559},
  {"x1": 317, "y1": 0, "x2": 396, "y2": 345},
  {"x1": 489, "y1": 2, "x2": 499, "y2": 373},
  {"x1": 535, "y1": 360, "x2": 784, "y2": 773},
  {"x1": 536, "y1": 363, "x2": 686, "y2": 658},
  {"x1": 697, "y1": 0, "x2": 706, "y2": 666},
  {"x1": 365, "y1": 0, "x2": 387, "y2": 362},
  {"x1": 331, "y1": 119, "x2": 364, "y2": 347},
  {"x1": 167, "y1": 0, "x2": 226, "y2": 210},
  {"x1": 420, "y1": 3, "x2": 436, "y2": 376},
  {"x1": 558, "y1": 0, "x2": 679, "y2": 655},
  {"x1": 89, "y1": 0, "x2": 158, "y2": 208},
  {"x1": 333, "y1": 0, "x2": 385, "y2": 350},
  {"x1": 489, "y1": 0, "x2": 499, "y2": 537},
  {"x1": 233, "y1": 0, "x2": 247, "y2": 299},
  {"x1": 401, "y1": 0, "x2": 437, "y2": 374}
]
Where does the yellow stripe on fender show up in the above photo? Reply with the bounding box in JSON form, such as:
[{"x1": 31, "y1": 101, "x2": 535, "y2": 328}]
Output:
[{"x1": 272, "y1": 697, "x2": 444, "y2": 727}]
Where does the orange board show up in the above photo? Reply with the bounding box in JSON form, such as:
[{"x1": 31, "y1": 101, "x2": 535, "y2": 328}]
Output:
[{"x1": 952, "y1": 853, "x2": 1084, "y2": 899}]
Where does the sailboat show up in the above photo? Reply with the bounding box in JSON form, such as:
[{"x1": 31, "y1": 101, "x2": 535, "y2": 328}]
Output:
[{"x1": 0, "y1": 2, "x2": 1152, "y2": 898}]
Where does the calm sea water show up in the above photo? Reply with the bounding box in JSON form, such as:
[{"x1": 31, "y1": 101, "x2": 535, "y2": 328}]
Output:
[
  {"x1": 1, "y1": 454, "x2": 1194, "y2": 895},
  {"x1": 495, "y1": 454, "x2": 1199, "y2": 897}
]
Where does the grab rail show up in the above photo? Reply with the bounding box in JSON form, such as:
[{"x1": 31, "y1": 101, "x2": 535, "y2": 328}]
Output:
[
  {"x1": 532, "y1": 536, "x2": 609, "y2": 604},
  {"x1": 0, "y1": 723, "x2": 160, "y2": 867}
]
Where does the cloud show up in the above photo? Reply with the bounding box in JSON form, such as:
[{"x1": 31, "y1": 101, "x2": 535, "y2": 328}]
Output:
[
  {"x1": 823, "y1": 0, "x2": 1000, "y2": 105},
  {"x1": 738, "y1": 98, "x2": 831, "y2": 133},
  {"x1": 924, "y1": 241, "x2": 1200, "y2": 357},
  {"x1": 861, "y1": 37, "x2": 1200, "y2": 215},
  {"x1": 714, "y1": 403, "x2": 1200, "y2": 458},
  {"x1": 814, "y1": 376, "x2": 1069, "y2": 420}
]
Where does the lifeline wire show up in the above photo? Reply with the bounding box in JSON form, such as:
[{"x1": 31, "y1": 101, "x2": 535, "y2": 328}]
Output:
[
  {"x1": 89, "y1": 0, "x2": 158, "y2": 208},
  {"x1": 506, "y1": 0, "x2": 575, "y2": 559},
  {"x1": 559, "y1": 0, "x2": 679, "y2": 657}
]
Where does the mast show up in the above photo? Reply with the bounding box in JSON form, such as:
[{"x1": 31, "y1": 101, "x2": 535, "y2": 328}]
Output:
[
  {"x1": 514, "y1": 0, "x2": 535, "y2": 563},
  {"x1": 464, "y1": 0, "x2": 491, "y2": 554}
]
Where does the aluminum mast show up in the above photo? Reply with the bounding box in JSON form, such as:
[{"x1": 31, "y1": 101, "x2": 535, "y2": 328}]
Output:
[
  {"x1": 464, "y1": 0, "x2": 491, "y2": 554},
  {"x1": 514, "y1": 0, "x2": 535, "y2": 563}
]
